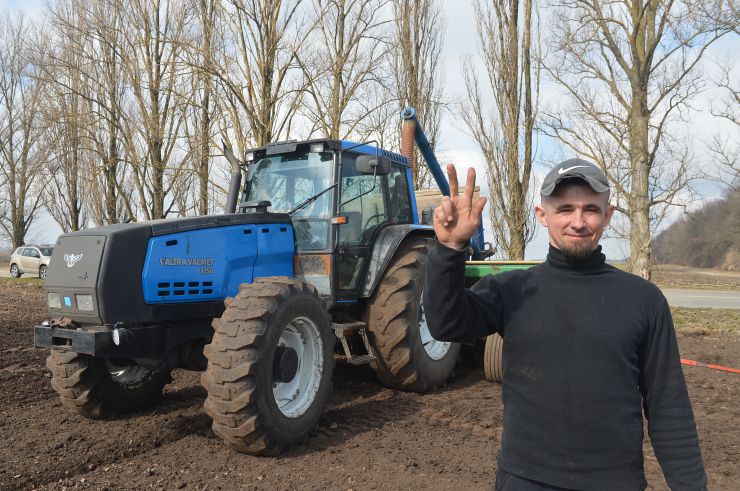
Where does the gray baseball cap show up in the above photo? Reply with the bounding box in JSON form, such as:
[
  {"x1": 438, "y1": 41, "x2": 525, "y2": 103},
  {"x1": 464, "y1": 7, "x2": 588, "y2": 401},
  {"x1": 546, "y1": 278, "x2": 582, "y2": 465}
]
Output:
[{"x1": 541, "y1": 158, "x2": 609, "y2": 196}]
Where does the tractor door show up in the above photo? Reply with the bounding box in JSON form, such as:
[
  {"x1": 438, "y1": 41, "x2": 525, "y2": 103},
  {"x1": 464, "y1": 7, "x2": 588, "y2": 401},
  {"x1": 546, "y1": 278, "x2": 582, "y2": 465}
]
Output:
[{"x1": 334, "y1": 157, "x2": 413, "y2": 297}]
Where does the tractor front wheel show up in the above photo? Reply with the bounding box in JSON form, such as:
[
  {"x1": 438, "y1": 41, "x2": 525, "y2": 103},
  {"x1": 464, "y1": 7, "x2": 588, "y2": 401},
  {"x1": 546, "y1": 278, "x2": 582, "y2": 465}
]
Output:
[
  {"x1": 202, "y1": 277, "x2": 333, "y2": 455},
  {"x1": 367, "y1": 238, "x2": 461, "y2": 392},
  {"x1": 46, "y1": 350, "x2": 171, "y2": 418}
]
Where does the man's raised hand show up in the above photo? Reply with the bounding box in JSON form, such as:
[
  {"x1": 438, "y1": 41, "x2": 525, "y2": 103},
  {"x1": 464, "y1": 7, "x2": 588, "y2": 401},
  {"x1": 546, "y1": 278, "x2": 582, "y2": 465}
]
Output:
[{"x1": 433, "y1": 165, "x2": 487, "y2": 251}]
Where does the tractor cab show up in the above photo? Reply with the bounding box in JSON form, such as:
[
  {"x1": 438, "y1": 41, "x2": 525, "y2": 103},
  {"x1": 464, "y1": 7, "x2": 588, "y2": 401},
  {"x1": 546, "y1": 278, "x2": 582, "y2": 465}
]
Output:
[{"x1": 239, "y1": 139, "x2": 416, "y2": 303}]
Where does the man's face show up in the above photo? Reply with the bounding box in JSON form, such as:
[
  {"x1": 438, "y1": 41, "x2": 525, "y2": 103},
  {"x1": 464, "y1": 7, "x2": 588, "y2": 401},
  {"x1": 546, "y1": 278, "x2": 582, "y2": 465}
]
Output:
[{"x1": 534, "y1": 183, "x2": 615, "y2": 259}]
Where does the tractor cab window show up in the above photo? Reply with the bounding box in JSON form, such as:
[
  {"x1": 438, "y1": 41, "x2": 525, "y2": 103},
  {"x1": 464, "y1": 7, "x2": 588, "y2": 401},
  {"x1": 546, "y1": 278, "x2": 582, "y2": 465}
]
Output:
[
  {"x1": 245, "y1": 151, "x2": 334, "y2": 251},
  {"x1": 388, "y1": 165, "x2": 412, "y2": 223},
  {"x1": 337, "y1": 155, "x2": 388, "y2": 246}
]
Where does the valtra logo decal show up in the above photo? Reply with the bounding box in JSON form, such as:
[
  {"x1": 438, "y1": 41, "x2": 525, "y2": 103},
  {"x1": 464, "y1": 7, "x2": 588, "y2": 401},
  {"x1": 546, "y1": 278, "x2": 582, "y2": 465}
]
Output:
[{"x1": 64, "y1": 253, "x2": 83, "y2": 268}]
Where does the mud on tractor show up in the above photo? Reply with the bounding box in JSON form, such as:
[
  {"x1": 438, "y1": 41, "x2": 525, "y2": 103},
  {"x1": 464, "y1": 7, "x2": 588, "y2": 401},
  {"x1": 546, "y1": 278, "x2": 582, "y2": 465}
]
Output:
[{"x1": 34, "y1": 109, "x2": 532, "y2": 455}]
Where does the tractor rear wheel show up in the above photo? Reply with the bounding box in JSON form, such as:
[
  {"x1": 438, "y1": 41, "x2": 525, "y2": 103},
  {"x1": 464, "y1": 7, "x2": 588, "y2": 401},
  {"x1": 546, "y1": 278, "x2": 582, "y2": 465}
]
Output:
[
  {"x1": 46, "y1": 349, "x2": 171, "y2": 418},
  {"x1": 367, "y1": 238, "x2": 461, "y2": 392},
  {"x1": 202, "y1": 277, "x2": 333, "y2": 455},
  {"x1": 483, "y1": 333, "x2": 504, "y2": 383}
]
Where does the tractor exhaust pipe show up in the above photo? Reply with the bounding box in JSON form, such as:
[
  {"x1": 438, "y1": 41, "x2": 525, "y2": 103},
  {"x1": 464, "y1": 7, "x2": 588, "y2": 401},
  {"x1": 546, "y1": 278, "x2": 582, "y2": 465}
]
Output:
[{"x1": 222, "y1": 141, "x2": 242, "y2": 214}]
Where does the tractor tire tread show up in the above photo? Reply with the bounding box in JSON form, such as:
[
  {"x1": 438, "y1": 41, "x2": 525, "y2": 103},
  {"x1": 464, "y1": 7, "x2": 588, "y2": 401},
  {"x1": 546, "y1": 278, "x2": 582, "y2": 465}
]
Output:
[
  {"x1": 203, "y1": 276, "x2": 322, "y2": 456},
  {"x1": 367, "y1": 239, "x2": 459, "y2": 393},
  {"x1": 47, "y1": 349, "x2": 102, "y2": 418},
  {"x1": 484, "y1": 333, "x2": 504, "y2": 383}
]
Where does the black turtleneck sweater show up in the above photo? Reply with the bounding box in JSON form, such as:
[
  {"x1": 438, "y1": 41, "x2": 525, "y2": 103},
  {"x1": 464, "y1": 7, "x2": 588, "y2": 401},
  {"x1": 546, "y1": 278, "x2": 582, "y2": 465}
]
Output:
[{"x1": 424, "y1": 243, "x2": 706, "y2": 491}]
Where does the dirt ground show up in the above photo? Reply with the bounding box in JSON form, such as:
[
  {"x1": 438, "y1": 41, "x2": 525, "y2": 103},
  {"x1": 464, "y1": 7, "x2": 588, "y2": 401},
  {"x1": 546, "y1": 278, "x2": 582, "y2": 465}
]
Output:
[{"x1": 1, "y1": 280, "x2": 738, "y2": 491}]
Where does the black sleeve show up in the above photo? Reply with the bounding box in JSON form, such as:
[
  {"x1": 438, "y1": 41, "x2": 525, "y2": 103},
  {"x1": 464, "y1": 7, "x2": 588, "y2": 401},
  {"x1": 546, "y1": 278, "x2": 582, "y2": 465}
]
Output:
[
  {"x1": 423, "y1": 241, "x2": 503, "y2": 343},
  {"x1": 639, "y1": 294, "x2": 707, "y2": 490}
]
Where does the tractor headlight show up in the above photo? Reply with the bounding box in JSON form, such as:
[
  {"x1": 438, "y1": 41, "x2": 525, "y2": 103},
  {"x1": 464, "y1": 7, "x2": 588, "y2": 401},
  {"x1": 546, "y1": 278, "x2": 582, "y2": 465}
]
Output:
[
  {"x1": 245, "y1": 152, "x2": 255, "y2": 162},
  {"x1": 75, "y1": 294, "x2": 94, "y2": 311},
  {"x1": 310, "y1": 143, "x2": 325, "y2": 153},
  {"x1": 47, "y1": 293, "x2": 61, "y2": 309}
]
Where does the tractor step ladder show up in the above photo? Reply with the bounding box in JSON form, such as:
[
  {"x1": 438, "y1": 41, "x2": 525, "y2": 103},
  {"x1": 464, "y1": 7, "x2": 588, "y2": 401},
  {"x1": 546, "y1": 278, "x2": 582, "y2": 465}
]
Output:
[{"x1": 333, "y1": 322, "x2": 377, "y2": 365}]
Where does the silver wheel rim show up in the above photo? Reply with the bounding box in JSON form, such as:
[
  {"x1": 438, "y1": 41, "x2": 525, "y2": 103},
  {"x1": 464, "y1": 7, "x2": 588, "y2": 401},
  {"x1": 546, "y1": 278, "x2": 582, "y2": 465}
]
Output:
[
  {"x1": 272, "y1": 316, "x2": 323, "y2": 418},
  {"x1": 40, "y1": 267, "x2": 46, "y2": 279},
  {"x1": 11, "y1": 265, "x2": 18, "y2": 276},
  {"x1": 106, "y1": 360, "x2": 151, "y2": 387},
  {"x1": 419, "y1": 289, "x2": 451, "y2": 360}
]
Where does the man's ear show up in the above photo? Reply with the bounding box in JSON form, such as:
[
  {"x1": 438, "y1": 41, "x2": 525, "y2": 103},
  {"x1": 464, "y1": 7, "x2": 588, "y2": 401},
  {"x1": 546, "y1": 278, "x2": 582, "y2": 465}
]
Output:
[
  {"x1": 534, "y1": 204, "x2": 548, "y2": 227},
  {"x1": 604, "y1": 204, "x2": 616, "y2": 227}
]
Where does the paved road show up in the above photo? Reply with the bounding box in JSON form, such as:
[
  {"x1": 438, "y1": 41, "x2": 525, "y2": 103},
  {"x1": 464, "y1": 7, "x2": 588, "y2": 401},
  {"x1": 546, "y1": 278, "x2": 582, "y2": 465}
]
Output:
[
  {"x1": 2, "y1": 267, "x2": 738, "y2": 309},
  {"x1": 661, "y1": 288, "x2": 740, "y2": 310}
]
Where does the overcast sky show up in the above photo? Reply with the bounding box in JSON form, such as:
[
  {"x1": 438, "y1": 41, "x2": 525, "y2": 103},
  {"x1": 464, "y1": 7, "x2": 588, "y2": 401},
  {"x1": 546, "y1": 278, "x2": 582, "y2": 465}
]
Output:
[{"x1": 3, "y1": 0, "x2": 737, "y2": 259}]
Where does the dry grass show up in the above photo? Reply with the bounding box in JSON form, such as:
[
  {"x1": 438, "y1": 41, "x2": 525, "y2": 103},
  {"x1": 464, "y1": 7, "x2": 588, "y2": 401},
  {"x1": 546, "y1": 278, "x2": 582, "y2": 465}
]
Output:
[
  {"x1": 0, "y1": 277, "x2": 43, "y2": 287},
  {"x1": 671, "y1": 307, "x2": 740, "y2": 336},
  {"x1": 652, "y1": 264, "x2": 740, "y2": 291},
  {"x1": 609, "y1": 262, "x2": 740, "y2": 290}
]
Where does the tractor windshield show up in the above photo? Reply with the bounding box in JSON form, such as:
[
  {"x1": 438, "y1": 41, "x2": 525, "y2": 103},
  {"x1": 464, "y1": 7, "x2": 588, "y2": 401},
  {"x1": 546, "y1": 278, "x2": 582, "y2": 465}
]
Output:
[{"x1": 246, "y1": 151, "x2": 335, "y2": 251}]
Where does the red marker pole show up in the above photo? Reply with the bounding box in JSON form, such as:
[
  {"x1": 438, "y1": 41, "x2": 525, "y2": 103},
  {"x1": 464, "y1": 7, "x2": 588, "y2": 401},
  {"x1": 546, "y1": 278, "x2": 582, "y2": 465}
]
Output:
[{"x1": 681, "y1": 358, "x2": 740, "y2": 374}]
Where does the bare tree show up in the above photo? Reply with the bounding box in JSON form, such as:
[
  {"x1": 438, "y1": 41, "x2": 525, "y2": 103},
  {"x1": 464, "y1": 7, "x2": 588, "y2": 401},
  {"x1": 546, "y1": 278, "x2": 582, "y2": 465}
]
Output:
[
  {"x1": 38, "y1": 1, "x2": 88, "y2": 233},
  {"x1": 0, "y1": 14, "x2": 49, "y2": 247},
  {"x1": 461, "y1": 0, "x2": 539, "y2": 260},
  {"x1": 207, "y1": 0, "x2": 308, "y2": 152},
  {"x1": 542, "y1": 0, "x2": 736, "y2": 279},
  {"x1": 299, "y1": 0, "x2": 391, "y2": 140},
  {"x1": 392, "y1": 0, "x2": 445, "y2": 188},
  {"x1": 193, "y1": 0, "x2": 217, "y2": 215},
  {"x1": 80, "y1": 0, "x2": 131, "y2": 225},
  {"x1": 41, "y1": 0, "x2": 133, "y2": 226},
  {"x1": 707, "y1": 59, "x2": 739, "y2": 192},
  {"x1": 116, "y1": 0, "x2": 191, "y2": 220}
]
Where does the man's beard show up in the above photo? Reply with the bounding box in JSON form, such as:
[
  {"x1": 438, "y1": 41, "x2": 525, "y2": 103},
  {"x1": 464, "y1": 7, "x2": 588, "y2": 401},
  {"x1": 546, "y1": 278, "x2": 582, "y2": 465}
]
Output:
[{"x1": 560, "y1": 240, "x2": 596, "y2": 260}]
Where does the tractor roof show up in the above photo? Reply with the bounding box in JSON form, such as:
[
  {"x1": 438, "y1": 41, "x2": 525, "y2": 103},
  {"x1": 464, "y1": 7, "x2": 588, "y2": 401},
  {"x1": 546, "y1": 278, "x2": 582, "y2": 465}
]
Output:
[{"x1": 246, "y1": 138, "x2": 410, "y2": 167}]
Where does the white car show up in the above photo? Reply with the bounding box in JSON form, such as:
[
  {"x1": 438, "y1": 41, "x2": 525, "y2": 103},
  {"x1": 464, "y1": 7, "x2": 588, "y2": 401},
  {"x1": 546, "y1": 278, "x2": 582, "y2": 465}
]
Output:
[{"x1": 9, "y1": 245, "x2": 54, "y2": 279}]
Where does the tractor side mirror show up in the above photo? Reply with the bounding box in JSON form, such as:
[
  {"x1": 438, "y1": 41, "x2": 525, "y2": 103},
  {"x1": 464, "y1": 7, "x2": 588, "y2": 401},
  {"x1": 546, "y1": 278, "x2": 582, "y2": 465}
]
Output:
[{"x1": 356, "y1": 154, "x2": 390, "y2": 175}]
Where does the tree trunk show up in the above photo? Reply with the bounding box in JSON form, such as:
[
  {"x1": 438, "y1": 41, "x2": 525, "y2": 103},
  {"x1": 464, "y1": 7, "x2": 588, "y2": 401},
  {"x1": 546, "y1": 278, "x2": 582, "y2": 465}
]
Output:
[
  {"x1": 105, "y1": 122, "x2": 119, "y2": 224},
  {"x1": 199, "y1": 90, "x2": 210, "y2": 216},
  {"x1": 198, "y1": 0, "x2": 214, "y2": 216},
  {"x1": 628, "y1": 88, "x2": 652, "y2": 280}
]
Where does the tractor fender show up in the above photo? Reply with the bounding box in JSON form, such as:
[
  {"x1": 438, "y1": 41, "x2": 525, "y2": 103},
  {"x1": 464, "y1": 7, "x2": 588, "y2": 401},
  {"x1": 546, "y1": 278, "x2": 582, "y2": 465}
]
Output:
[{"x1": 361, "y1": 224, "x2": 434, "y2": 298}]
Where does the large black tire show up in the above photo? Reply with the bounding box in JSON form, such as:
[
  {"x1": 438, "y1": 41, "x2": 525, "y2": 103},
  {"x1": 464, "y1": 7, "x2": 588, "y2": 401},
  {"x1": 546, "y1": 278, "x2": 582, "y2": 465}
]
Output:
[
  {"x1": 202, "y1": 277, "x2": 333, "y2": 455},
  {"x1": 46, "y1": 349, "x2": 171, "y2": 418},
  {"x1": 367, "y1": 238, "x2": 461, "y2": 392},
  {"x1": 10, "y1": 263, "x2": 21, "y2": 278},
  {"x1": 484, "y1": 333, "x2": 504, "y2": 383}
]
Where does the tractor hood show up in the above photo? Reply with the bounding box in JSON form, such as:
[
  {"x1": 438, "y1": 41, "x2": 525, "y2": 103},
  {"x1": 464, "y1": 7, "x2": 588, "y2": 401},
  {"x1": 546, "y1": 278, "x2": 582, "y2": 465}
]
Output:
[{"x1": 45, "y1": 213, "x2": 294, "y2": 325}]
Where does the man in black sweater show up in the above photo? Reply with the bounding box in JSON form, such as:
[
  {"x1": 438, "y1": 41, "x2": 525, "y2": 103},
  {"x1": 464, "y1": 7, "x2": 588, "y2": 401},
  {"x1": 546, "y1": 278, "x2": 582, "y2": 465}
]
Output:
[{"x1": 423, "y1": 160, "x2": 707, "y2": 490}]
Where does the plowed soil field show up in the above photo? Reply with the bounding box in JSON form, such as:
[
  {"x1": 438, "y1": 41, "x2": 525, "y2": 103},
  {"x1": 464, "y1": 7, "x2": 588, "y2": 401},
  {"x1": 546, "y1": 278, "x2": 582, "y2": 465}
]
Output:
[{"x1": 1, "y1": 280, "x2": 738, "y2": 490}]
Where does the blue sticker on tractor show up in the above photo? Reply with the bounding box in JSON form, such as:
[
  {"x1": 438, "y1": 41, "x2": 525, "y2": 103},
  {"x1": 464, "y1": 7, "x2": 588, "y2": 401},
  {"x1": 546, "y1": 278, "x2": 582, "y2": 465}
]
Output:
[{"x1": 63, "y1": 296, "x2": 72, "y2": 307}]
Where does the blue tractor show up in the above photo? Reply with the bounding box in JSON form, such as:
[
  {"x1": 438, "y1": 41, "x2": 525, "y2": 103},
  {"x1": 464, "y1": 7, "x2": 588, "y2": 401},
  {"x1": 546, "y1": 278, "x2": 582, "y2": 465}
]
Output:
[{"x1": 35, "y1": 111, "x2": 488, "y2": 455}]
